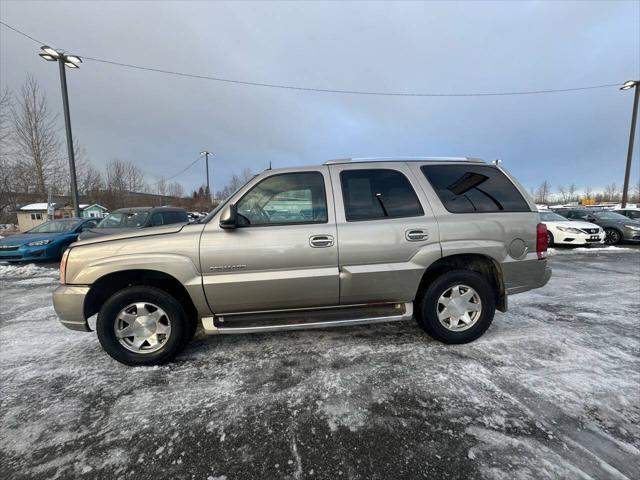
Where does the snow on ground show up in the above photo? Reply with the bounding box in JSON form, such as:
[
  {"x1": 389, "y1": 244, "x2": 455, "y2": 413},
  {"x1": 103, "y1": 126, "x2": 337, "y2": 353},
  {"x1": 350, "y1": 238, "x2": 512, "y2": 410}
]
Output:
[{"x1": 0, "y1": 250, "x2": 639, "y2": 480}]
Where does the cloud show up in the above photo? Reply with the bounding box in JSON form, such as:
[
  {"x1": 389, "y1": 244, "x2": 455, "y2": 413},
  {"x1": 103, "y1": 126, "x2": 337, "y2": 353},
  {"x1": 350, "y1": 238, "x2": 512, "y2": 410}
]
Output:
[{"x1": 1, "y1": 0, "x2": 638, "y2": 194}]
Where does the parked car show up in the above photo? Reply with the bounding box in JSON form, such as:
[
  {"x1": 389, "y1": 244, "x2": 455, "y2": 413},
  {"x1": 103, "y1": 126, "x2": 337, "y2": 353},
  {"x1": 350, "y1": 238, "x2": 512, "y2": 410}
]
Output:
[
  {"x1": 614, "y1": 209, "x2": 640, "y2": 221},
  {"x1": 0, "y1": 218, "x2": 98, "y2": 262},
  {"x1": 539, "y1": 211, "x2": 603, "y2": 246},
  {"x1": 53, "y1": 157, "x2": 551, "y2": 365},
  {"x1": 553, "y1": 208, "x2": 640, "y2": 244},
  {"x1": 78, "y1": 207, "x2": 189, "y2": 240}
]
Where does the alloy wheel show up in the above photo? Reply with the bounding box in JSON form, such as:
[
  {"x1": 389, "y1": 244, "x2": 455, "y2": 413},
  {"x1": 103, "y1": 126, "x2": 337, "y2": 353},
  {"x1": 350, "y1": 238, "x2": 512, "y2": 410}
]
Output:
[
  {"x1": 604, "y1": 228, "x2": 621, "y2": 245},
  {"x1": 114, "y1": 302, "x2": 171, "y2": 354},
  {"x1": 437, "y1": 284, "x2": 482, "y2": 332}
]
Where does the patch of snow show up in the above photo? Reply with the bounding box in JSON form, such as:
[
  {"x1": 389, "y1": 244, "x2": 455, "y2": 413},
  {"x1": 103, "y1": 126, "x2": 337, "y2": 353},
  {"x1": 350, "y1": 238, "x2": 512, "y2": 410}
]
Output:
[{"x1": 548, "y1": 246, "x2": 637, "y2": 255}]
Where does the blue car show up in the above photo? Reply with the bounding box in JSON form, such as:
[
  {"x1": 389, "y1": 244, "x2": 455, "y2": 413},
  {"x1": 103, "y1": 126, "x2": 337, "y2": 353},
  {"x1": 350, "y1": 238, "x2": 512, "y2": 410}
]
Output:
[{"x1": 0, "y1": 218, "x2": 99, "y2": 263}]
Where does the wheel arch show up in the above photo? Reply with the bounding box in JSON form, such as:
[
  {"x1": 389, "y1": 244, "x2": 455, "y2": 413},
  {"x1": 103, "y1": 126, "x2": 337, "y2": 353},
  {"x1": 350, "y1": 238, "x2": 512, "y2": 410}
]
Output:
[
  {"x1": 83, "y1": 269, "x2": 198, "y2": 323},
  {"x1": 414, "y1": 253, "x2": 506, "y2": 317}
]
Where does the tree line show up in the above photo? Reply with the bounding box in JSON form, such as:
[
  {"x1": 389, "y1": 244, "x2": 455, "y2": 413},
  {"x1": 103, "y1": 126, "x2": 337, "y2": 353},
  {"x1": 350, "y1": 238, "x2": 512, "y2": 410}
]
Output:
[
  {"x1": 0, "y1": 75, "x2": 251, "y2": 220},
  {"x1": 532, "y1": 180, "x2": 640, "y2": 205}
]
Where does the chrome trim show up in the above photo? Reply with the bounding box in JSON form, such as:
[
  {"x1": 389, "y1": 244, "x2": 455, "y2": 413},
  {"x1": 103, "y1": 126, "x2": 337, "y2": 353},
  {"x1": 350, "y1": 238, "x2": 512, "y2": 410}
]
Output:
[{"x1": 201, "y1": 303, "x2": 413, "y2": 334}]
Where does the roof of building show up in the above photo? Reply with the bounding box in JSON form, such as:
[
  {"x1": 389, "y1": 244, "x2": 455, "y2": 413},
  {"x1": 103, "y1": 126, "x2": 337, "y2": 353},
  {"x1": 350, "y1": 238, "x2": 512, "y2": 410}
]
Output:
[{"x1": 20, "y1": 203, "x2": 55, "y2": 211}]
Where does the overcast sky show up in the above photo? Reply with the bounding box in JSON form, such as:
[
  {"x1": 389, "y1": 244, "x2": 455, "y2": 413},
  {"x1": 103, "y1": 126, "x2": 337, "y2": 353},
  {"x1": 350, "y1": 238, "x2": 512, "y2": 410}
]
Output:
[{"x1": 1, "y1": 0, "x2": 639, "y2": 195}]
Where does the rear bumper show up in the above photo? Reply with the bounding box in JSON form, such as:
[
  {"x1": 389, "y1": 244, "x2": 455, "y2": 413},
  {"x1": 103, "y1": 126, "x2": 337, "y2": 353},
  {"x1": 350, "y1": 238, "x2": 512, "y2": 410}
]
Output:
[
  {"x1": 503, "y1": 256, "x2": 552, "y2": 295},
  {"x1": 52, "y1": 285, "x2": 91, "y2": 332}
]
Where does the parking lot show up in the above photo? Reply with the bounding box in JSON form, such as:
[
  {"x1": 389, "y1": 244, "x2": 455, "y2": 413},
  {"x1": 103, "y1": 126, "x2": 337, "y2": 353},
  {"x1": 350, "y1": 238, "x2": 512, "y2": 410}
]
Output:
[{"x1": 1, "y1": 247, "x2": 639, "y2": 480}]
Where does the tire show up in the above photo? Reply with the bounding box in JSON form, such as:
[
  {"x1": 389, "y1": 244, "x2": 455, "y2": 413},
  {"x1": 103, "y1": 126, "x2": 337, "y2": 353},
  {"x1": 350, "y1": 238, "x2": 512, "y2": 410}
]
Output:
[
  {"x1": 604, "y1": 228, "x2": 622, "y2": 245},
  {"x1": 96, "y1": 286, "x2": 189, "y2": 366},
  {"x1": 547, "y1": 231, "x2": 554, "y2": 247},
  {"x1": 417, "y1": 270, "x2": 496, "y2": 344}
]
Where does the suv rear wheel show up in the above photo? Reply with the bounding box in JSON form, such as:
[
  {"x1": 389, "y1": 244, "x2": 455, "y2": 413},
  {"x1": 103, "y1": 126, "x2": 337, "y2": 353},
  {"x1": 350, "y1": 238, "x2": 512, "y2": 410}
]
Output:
[
  {"x1": 417, "y1": 270, "x2": 496, "y2": 344},
  {"x1": 96, "y1": 286, "x2": 189, "y2": 366}
]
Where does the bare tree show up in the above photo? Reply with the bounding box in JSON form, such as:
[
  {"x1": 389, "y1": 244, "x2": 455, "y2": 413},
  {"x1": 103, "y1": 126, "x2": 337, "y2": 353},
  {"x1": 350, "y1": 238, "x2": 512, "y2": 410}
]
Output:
[
  {"x1": 557, "y1": 185, "x2": 568, "y2": 203},
  {"x1": 11, "y1": 75, "x2": 63, "y2": 197},
  {"x1": 568, "y1": 183, "x2": 577, "y2": 202},
  {"x1": 106, "y1": 158, "x2": 145, "y2": 194},
  {"x1": 632, "y1": 181, "x2": 640, "y2": 204},
  {"x1": 0, "y1": 87, "x2": 15, "y2": 213},
  {"x1": 604, "y1": 183, "x2": 619, "y2": 202},
  {"x1": 167, "y1": 181, "x2": 184, "y2": 198},
  {"x1": 215, "y1": 168, "x2": 254, "y2": 200},
  {"x1": 535, "y1": 180, "x2": 551, "y2": 204},
  {"x1": 584, "y1": 185, "x2": 593, "y2": 200}
]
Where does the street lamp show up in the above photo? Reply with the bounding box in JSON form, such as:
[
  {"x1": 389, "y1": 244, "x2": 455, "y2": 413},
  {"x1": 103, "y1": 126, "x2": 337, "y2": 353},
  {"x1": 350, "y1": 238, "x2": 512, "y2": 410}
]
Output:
[
  {"x1": 39, "y1": 45, "x2": 82, "y2": 218},
  {"x1": 620, "y1": 80, "x2": 639, "y2": 208},
  {"x1": 200, "y1": 150, "x2": 213, "y2": 207}
]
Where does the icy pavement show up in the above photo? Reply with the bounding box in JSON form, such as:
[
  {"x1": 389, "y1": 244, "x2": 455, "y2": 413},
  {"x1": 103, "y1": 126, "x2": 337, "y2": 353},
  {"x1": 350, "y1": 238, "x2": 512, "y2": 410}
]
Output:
[{"x1": 1, "y1": 251, "x2": 639, "y2": 480}]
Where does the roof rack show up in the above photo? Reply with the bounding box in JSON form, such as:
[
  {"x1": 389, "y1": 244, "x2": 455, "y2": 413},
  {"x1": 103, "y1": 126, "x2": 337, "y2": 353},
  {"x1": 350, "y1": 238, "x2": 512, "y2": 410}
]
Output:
[{"x1": 324, "y1": 156, "x2": 485, "y2": 165}]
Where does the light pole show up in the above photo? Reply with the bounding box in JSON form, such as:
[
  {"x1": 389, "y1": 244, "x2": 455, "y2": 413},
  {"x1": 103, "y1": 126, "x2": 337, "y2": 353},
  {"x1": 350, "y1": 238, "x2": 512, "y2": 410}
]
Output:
[
  {"x1": 620, "y1": 80, "x2": 639, "y2": 208},
  {"x1": 200, "y1": 150, "x2": 213, "y2": 207},
  {"x1": 39, "y1": 45, "x2": 82, "y2": 218}
]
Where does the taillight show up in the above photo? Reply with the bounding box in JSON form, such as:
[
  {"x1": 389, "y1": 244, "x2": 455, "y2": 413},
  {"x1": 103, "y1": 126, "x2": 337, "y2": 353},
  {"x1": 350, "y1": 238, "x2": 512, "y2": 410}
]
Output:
[
  {"x1": 536, "y1": 223, "x2": 548, "y2": 259},
  {"x1": 60, "y1": 249, "x2": 70, "y2": 284}
]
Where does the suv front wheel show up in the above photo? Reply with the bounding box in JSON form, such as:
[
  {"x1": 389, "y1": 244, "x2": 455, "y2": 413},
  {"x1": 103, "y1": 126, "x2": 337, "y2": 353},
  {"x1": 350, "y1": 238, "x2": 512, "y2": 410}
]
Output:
[
  {"x1": 417, "y1": 270, "x2": 496, "y2": 344},
  {"x1": 96, "y1": 286, "x2": 189, "y2": 366}
]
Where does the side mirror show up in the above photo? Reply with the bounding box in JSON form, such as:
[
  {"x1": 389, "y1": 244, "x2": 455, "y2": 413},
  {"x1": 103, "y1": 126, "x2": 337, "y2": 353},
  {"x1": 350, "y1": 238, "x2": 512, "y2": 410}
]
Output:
[{"x1": 219, "y1": 204, "x2": 238, "y2": 229}]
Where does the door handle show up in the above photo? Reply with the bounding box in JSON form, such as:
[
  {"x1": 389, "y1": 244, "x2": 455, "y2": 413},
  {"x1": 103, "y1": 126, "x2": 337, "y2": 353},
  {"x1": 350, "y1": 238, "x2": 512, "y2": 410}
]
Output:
[
  {"x1": 309, "y1": 235, "x2": 334, "y2": 248},
  {"x1": 405, "y1": 229, "x2": 429, "y2": 241}
]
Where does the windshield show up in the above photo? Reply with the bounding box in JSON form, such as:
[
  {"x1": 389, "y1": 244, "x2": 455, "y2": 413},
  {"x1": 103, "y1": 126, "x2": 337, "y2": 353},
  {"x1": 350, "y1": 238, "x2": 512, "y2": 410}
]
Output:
[
  {"x1": 593, "y1": 211, "x2": 629, "y2": 221},
  {"x1": 27, "y1": 219, "x2": 79, "y2": 234},
  {"x1": 540, "y1": 211, "x2": 567, "y2": 222},
  {"x1": 97, "y1": 212, "x2": 149, "y2": 228}
]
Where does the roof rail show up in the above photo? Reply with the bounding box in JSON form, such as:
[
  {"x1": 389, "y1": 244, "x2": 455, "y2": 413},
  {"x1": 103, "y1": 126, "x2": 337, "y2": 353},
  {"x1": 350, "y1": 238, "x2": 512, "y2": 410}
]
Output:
[{"x1": 324, "y1": 156, "x2": 485, "y2": 165}]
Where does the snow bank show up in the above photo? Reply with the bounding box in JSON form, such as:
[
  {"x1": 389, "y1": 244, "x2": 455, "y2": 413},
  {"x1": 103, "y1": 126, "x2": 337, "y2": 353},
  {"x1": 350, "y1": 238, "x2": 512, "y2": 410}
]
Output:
[{"x1": 0, "y1": 263, "x2": 59, "y2": 279}]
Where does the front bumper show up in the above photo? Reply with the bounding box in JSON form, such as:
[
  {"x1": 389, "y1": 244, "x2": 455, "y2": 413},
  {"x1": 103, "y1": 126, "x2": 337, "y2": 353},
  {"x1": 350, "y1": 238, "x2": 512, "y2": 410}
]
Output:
[
  {"x1": 554, "y1": 231, "x2": 604, "y2": 245},
  {"x1": 0, "y1": 243, "x2": 56, "y2": 261},
  {"x1": 622, "y1": 227, "x2": 640, "y2": 242},
  {"x1": 52, "y1": 285, "x2": 91, "y2": 332}
]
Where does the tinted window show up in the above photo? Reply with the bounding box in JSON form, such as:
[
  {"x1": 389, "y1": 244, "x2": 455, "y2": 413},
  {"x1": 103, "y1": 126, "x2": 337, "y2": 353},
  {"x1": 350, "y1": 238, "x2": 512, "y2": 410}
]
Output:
[
  {"x1": 340, "y1": 169, "x2": 424, "y2": 221},
  {"x1": 421, "y1": 165, "x2": 530, "y2": 213},
  {"x1": 150, "y1": 212, "x2": 164, "y2": 226},
  {"x1": 237, "y1": 172, "x2": 327, "y2": 225},
  {"x1": 162, "y1": 211, "x2": 188, "y2": 224}
]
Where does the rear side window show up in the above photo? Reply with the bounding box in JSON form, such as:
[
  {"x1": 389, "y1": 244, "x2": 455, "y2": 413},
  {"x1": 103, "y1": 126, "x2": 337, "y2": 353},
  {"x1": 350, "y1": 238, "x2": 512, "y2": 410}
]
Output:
[
  {"x1": 340, "y1": 169, "x2": 424, "y2": 221},
  {"x1": 421, "y1": 165, "x2": 530, "y2": 213},
  {"x1": 162, "y1": 211, "x2": 187, "y2": 224}
]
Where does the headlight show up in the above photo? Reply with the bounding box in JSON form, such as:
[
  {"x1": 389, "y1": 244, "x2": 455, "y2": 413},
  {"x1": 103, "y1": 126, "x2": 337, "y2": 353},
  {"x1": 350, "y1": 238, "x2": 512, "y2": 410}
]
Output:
[
  {"x1": 26, "y1": 239, "x2": 52, "y2": 246},
  {"x1": 557, "y1": 226, "x2": 582, "y2": 234},
  {"x1": 625, "y1": 224, "x2": 640, "y2": 231}
]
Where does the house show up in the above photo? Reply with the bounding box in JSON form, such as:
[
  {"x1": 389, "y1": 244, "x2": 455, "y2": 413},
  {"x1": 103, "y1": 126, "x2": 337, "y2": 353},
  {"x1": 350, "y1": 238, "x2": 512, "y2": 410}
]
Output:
[
  {"x1": 17, "y1": 203, "x2": 53, "y2": 231},
  {"x1": 16, "y1": 203, "x2": 109, "y2": 231},
  {"x1": 81, "y1": 204, "x2": 108, "y2": 219}
]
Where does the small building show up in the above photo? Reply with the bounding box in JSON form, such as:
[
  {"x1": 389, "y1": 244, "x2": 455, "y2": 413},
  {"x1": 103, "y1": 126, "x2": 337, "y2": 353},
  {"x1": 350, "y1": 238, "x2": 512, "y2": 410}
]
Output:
[
  {"x1": 17, "y1": 203, "x2": 53, "y2": 231},
  {"x1": 81, "y1": 204, "x2": 108, "y2": 219},
  {"x1": 16, "y1": 203, "x2": 109, "y2": 231}
]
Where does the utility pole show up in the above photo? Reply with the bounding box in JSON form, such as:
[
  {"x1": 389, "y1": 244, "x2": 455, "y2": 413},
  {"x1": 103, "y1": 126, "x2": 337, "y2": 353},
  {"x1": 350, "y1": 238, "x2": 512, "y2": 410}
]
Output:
[
  {"x1": 620, "y1": 80, "x2": 639, "y2": 208},
  {"x1": 200, "y1": 151, "x2": 213, "y2": 207},
  {"x1": 39, "y1": 46, "x2": 82, "y2": 218},
  {"x1": 58, "y1": 58, "x2": 80, "y2": 218}
]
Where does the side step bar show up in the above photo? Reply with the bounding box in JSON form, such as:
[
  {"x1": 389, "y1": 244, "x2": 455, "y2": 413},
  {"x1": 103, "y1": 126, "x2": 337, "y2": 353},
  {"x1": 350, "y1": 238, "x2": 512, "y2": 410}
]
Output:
[{"x1": 201, "y1": 302, "x2": 414, "y2": 335}]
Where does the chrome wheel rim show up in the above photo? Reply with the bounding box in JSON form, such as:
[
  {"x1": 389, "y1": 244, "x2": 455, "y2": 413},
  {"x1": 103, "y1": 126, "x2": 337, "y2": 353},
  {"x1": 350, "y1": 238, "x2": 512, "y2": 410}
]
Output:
[
  {"x1": 114, "y1": 302, "x2": 171, "y2": 354},
  {"x1": 437, "y1": 284, "x2": 482, "y2": 331}
]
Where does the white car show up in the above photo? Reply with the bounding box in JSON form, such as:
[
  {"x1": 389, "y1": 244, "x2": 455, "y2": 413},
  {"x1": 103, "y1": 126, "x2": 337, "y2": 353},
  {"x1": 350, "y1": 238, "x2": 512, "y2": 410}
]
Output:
[{"x1": 539, "y1": 211, "x2": 604, "y2": 246}]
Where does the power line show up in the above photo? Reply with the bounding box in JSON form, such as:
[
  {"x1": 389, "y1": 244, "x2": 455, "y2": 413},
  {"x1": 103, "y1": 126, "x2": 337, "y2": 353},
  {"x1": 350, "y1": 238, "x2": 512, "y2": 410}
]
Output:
[
  {"x1": 0, "y1": 20, "x2": 623, "y2": 97},
  {"x1": 147, "y1": 155, "x2": 203, "y2": 187}
]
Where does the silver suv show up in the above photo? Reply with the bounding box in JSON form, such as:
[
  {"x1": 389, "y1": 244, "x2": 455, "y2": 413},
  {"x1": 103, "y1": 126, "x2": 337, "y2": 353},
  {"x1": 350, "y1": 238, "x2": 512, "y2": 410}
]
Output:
[{"x1": 53, "y1": 158, "x2": 551, "y2": 365}]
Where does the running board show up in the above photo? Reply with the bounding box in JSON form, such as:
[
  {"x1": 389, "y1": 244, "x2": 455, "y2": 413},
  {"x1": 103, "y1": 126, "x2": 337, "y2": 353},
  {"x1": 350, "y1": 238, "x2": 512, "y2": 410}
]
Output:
[{"x1": 201, "y1": 302, "x2": 413, "y2": 335}]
